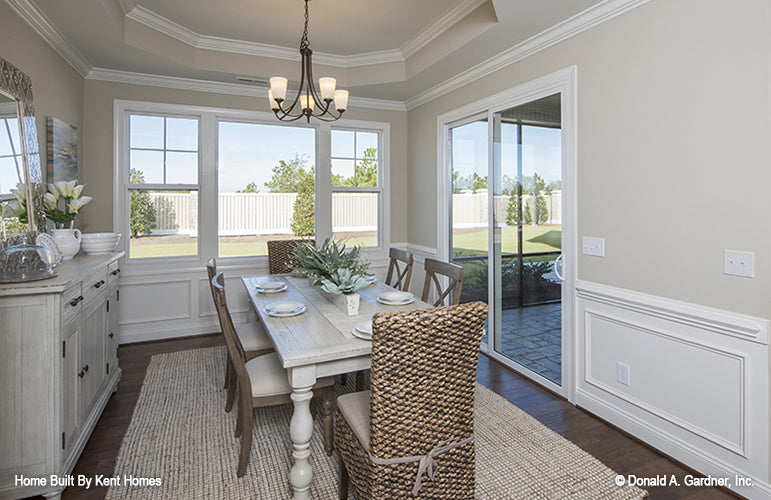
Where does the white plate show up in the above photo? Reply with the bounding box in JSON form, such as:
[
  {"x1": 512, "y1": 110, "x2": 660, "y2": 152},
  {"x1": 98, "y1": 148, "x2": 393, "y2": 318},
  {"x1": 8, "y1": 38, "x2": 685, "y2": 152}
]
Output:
[
  {"x1": 352, "y1": 328, "x2": 372, "y2": 341},
  {"x1": 265, "y1": 302, "x2": 307, "y2": 317},
  {"x1": 35, "y1": 233, "x2": 62, "y2": 266},
  {"x1": 257, "y1": 282, "x2": 288, "y2": 293},
  {"x1": 377, "y1": 291, "x2": 415, "y2": 305},
  {"x1": 355, "y1": 320, "x2": 372, "y2": 335}
]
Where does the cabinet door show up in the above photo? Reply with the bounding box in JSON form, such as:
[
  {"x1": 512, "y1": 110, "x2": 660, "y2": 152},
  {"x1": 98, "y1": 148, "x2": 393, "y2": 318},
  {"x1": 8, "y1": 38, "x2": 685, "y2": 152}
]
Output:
[
  {"x1": 80, "y1": 295, "x2": 107, "y2": 419},
  {"x1": 61, "y1": 315, "x2": 81, "y2": 457},
  {"x1": 105, "y1": 286, "x2": 120, "y2": 376}
]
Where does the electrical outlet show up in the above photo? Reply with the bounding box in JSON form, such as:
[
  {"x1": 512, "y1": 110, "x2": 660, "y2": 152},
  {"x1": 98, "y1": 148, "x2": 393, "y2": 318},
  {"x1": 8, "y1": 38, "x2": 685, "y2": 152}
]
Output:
[
  {"x1": 724, "y1": 250, "x2": 754, "y2": 278},
  {"x1": 582, "y1": 236, "x2": 605, "y2": 257},
  {"x1": 616, "y1": 362, "x2": 630, "y2": 386}
]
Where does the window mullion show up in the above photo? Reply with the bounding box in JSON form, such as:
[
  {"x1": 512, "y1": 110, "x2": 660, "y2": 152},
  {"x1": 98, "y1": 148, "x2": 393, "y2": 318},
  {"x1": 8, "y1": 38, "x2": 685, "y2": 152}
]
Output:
[
  {"x1": 199, "y1": 113, "x2": 217, "y2": 260},
  {"x1": 316, "y1": 123, "x2": 332, "y2": 241}
]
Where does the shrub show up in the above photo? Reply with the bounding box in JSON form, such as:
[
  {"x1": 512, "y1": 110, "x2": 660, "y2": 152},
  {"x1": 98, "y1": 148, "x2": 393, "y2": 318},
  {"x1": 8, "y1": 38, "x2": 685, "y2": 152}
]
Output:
[{"x1": 291, "y1": 191, "x2": 315, "y2": 237}]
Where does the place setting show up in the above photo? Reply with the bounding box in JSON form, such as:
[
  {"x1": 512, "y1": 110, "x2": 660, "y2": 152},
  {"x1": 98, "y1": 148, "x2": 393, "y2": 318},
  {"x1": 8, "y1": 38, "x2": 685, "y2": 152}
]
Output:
[
  {"x1": 352, "y1": 320, "x2": 372, "y2": 341},
  {"x1": 264, "y1": 301, "x2": 307, "y2": 318},
  {"x1": 376, "y1": 291, "x2": 415, "y2": 306},
  {"x1": 255, "y1": 281, "x2": 288, "y2": 294}
]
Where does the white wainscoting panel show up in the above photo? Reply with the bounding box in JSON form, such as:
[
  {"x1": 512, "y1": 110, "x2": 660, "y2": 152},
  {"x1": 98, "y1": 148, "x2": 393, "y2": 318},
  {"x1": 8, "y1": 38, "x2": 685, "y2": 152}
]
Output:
[
  {"x1": 119, "y1": 279, "x2": 192, "y2": 325},
  {"x1": 576, "y1": 280, "x2": 770, "y2": 499}
]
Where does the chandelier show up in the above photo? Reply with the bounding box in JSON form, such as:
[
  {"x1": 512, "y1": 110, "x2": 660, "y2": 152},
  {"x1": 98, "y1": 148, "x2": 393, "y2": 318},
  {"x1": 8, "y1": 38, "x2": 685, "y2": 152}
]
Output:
[{"x1": 268, "y1": 0, "x2": 349, "y2": 122}]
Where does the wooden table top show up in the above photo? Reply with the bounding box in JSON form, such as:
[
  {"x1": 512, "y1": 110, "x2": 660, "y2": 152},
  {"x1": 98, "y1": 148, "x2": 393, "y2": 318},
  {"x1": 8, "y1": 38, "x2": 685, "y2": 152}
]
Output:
[{"x1": 242, "y1": 274, "x2": 430, "y2": 369}]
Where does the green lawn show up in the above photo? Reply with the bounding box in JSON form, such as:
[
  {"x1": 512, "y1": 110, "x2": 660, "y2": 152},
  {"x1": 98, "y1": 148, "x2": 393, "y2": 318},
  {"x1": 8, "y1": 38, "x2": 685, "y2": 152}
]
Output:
[{"x1": 453, "y1": 224, "x2": 561, "y2": 257}]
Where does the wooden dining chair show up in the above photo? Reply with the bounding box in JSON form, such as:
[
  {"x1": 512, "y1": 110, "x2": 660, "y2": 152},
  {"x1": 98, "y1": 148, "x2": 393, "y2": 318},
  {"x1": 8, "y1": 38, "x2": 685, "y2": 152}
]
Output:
[
  {"x1": 335, "y1": 301, "x2": 488, "y2": 499},
  {"x1": 266, "y1": 239, "x2": 309, "y2": 274},
  {"x1": 211, "y1": 273, "x2": 336, "y2": 477},
  {"x1": 206, "y1": 258, "x2": 273, "y2": 412},
  {"x1": 384, "y1": 247, "x2": 413, "y2": 292},
  {"x1": 421, "y1": 258, "x2": 464, "y2": 307}
]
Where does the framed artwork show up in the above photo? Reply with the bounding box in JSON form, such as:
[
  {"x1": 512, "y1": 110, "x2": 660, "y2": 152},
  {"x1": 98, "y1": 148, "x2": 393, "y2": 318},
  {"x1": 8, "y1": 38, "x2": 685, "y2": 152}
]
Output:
[{"x1": 46, "y1": 117, "x2": 78, "y2": 183}]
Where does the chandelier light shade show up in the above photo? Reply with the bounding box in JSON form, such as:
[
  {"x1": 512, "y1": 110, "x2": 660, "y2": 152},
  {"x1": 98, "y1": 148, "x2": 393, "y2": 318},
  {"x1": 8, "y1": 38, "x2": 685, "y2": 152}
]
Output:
[{"x1": 268, "y1": 0, "x2": 349, "y2": 122}]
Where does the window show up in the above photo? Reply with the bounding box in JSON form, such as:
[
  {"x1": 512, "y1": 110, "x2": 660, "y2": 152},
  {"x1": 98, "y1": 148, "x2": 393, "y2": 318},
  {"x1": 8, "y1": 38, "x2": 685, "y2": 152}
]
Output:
[
  {"x1": 330, "y1": 129, "x2": 381, "y2": 247},
  {"x1": 0, "y1": 113, "x2": 23, "y2": 197},
  {"x1": 127, "y1": 114, "x2": 200, "y2": 259},
  {"x1": 117, "y1": 102, "x2": 388, "y2": 264},
  {"x1": 217, "y1": 121, "x2": 315, "y2": 257}
]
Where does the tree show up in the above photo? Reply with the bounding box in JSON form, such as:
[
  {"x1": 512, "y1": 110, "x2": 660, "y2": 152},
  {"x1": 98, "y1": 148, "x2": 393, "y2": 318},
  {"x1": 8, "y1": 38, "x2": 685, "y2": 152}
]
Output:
[
  {"x1": 332, "y1": 147, "x2": 378, "y2": 187},
  {"x1": 469, "y1": 172, "x2": 487, "y2": 194},
  {"x1": 129, "y1": 168, "x2": 156, "y2": 237},
  {"x1": 506, "y1": 190, "x2": 520, "y2": 226},
  {"x1": 264, "y1": 154, "x2": 314, "y2": 193},
  {"x1": 237, "y1": 181, "x2": 260, "y2": 193},
  {"x1": 291, "y1": 191, "x2": 315, "y2": 236}
]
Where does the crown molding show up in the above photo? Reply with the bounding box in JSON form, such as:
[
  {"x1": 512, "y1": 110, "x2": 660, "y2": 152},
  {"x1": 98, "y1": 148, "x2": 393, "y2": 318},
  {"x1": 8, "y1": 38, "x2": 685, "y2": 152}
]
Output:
[
  {"x1": 400, "y1": 0, "x2": 488, "y2": 58},
  {"x1": 4, "y1": 0, "x2": 92, "y2": 77},
  {"x1": 125, "y1": 4, "x2": 403, "y2": 68},
  {"x1": 86, "y1": 67, "x2": 407, "y2": 111},
  {"x1": 405, "y1": 0, "x2": 651, "y2": 110},
  {"x1": 116, "y1": 0, "x2": 137, "y2": 16}
]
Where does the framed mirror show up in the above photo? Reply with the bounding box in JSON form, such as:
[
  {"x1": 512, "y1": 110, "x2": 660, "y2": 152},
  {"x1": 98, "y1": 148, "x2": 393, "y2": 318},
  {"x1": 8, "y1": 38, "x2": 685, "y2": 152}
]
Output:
[{"x1": 0, "y1": 56, "x2": 43, "y2": 237}]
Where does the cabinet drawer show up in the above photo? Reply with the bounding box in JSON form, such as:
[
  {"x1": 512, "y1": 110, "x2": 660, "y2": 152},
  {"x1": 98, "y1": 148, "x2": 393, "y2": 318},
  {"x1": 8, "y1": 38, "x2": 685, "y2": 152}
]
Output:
[
  {"x1": 107, "y1": 260, "x2": 121, "y2": 287},
  {"x1": 82, "y1": 268, "x2": 108, "y2": 305},
  {"x1": 62, "y1": 282, "x2": 83, "y2": 322}
]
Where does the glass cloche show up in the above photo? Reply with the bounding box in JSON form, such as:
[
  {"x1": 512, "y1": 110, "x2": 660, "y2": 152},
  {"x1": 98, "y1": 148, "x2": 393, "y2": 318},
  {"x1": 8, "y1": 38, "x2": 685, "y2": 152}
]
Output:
[{"x1": 0, "y1": 233, "x2": 57, "y2": 283}]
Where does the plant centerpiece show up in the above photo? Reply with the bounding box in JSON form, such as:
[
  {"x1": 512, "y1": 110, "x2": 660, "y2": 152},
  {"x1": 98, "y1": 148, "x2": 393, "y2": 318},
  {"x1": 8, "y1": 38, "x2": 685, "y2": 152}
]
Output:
[
  {"x1": 291, "y1": 237, "x2": 370, "y2": 316},
  {"x1": 42, "y1": 181, "x2": 92, "y2": 260}
]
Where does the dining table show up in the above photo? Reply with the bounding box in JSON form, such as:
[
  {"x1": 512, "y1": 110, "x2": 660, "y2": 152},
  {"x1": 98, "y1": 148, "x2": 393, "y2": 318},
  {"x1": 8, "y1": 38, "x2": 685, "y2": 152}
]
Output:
[{"x1": 241, "y1": 273, "x2": 430, "y2": 499}]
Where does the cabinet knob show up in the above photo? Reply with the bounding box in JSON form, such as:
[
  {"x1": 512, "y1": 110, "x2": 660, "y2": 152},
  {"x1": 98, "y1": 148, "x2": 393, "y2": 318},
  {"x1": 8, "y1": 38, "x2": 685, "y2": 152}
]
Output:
[
  {"x1": 83, "y1": 364, "x2": 89, "y2": 372},
  {"x1": 78, "y1": 370, "x2": 85, "y2": 378},
  {"x1": 108, "y1": 332, "x2": 114, "y2": 338},
  {"x1": 111, "y1": 269, "x2": 121, "y2": 276},
  {"x1": 69, "y1": 296, "x2": 84, "y2": 307},
  {"x1": 94, "y1": 280, "x2": 105, "y2": 289}
]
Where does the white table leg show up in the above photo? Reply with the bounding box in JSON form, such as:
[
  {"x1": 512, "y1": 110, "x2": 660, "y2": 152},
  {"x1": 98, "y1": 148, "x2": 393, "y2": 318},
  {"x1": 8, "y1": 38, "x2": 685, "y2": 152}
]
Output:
[{"x1": 288, "y1": 365, "x2": 317, "y2": 500}]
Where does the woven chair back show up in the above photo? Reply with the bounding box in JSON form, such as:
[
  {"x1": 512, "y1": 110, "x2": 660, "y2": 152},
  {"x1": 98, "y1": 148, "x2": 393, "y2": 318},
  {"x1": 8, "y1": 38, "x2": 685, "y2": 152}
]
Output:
[
  {"x1": 267, "y1": 239, "x2": 308, "y2": 274},
  {"x1": 384, "y1": 247, "x2": 413, "y2": 292},
  {"x1": 211, "y1": 273, "x2": 250, "y2": 391},
  {"x1": 369, "y1": 301, "x2": 488, "y2": 460},
  {"x1": 421, "y1": 258, "x2": 464, "y2": 307}
]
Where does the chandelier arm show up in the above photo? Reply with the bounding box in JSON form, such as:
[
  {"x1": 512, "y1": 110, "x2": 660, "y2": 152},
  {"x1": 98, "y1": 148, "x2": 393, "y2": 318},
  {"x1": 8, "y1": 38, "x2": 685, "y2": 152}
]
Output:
[{"x1": 272, "y1": 109, "x2": 306, "y2": 122}]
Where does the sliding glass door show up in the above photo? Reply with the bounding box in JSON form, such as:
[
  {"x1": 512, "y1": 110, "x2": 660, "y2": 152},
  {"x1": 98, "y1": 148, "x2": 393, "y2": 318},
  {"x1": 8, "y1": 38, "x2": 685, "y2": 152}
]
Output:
[{"x1": 448, "y1": 93, "x2": 567, "y2": 394}]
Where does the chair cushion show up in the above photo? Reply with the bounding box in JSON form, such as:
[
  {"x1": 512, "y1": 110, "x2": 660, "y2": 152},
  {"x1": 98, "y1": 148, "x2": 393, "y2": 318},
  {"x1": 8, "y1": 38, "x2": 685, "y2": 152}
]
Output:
[
  {"x1": 245, "y1": 352, "x2": 334, "y2": 398},
  {"x1": 337, "y1": 390, "x2": 371, "y2": 452},
  {"x1": 234, "y1": 321, "x2": 273, "y2": 353}
]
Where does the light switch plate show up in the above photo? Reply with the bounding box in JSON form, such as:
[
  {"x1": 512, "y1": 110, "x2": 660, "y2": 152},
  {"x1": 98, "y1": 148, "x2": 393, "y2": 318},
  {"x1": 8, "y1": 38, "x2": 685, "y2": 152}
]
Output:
[
  {"x1": 582, "y1": 236, "x2": 605, "y2": 257},
  {"x1": 724, "y1": 250, "x2": 754, "y2": 278}
]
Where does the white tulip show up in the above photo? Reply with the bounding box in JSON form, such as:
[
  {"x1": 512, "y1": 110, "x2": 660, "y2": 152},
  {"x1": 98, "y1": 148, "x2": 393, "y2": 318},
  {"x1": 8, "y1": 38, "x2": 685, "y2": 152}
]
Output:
[
  {"x1": 54, "y1": 181, "x2": 70, "y2": 197},
  {"x1": 47, "y1": 183, "x2": 60, "y2": 199},
  {"x1": 68, "y1": 196, "x2": 92, "y2": 213},
  {"x1": 10, "y1": 186, "x2": 25, "y2": 203},
  {"x1": 43, "y1": 192, "x2": 57, "y2": 210},
  {"x1": 6, "y1": 199, "x2": 24, "y2": 217},
  {"x1": 72, "y1": 184, "x2": 85, "y2": 198}
]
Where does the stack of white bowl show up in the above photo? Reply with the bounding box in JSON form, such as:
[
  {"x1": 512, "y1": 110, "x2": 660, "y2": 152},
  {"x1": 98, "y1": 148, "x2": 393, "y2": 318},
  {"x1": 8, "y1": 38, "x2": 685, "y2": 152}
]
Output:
[{"x1": 80, "y1": 233, "x2": 121, "y2": 255}]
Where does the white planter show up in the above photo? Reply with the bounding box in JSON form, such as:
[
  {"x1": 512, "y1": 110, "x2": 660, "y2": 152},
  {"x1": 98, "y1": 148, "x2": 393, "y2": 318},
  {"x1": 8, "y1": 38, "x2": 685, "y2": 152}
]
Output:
[{"x1": 316, "y1": 285, "x2": 360, "y2": 317}]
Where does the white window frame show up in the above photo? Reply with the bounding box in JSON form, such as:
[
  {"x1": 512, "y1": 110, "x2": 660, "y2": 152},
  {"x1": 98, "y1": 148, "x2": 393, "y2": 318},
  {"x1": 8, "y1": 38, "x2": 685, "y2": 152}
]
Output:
[
  {"x1": 0, "y1": 102, "x2": 23, "y2": 200},
  {"x1": 114, "y1": 100, "x2": 391, "y2": 271}
]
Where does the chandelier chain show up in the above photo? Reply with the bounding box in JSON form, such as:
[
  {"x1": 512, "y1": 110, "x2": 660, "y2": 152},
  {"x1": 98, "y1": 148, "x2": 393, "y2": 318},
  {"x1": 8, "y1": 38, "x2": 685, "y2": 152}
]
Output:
[{"x1": 300, "y1": 0, "x2": 310, "y2": 50}]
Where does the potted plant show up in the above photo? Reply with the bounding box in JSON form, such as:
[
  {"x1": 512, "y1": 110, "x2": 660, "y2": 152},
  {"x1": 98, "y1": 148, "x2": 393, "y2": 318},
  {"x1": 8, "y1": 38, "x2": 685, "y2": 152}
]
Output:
[
  {"x1": 42, "y1": 181, "x2": 92, "y2": 259},
  {"x1": 319, "y1": 269, "x2": 370, "y2": 316},
  {"x1": 291, "y1": 237, "x2": 369, "y2": 284}
]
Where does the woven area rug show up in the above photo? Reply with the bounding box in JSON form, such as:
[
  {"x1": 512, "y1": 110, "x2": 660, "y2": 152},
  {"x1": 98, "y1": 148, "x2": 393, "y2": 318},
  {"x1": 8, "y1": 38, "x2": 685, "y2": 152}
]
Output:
[{"x1": 106, "y1": 347, "x2": 646, "y2": 499}]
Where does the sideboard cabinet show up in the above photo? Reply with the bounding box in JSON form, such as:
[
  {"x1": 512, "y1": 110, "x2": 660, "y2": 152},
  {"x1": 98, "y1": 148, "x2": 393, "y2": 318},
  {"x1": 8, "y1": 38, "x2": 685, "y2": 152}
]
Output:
[{"x1": 0, "y1": 252, "x2": 124, "y2": 500}]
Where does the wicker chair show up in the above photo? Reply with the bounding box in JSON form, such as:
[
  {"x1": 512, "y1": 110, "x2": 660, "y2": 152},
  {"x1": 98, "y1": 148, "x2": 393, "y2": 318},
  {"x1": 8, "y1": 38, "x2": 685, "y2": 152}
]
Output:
[
  {"x1": 335, "y1": 301, "x2": 488, "y2": 499},
  {"x1": 384, "y1": 247, "x2": 414, "y2": 291},
  {"x1": 211, "y1": 273, "x2": 336, "y2": 477},
  {"x1": 205, "y1": 258, "x2": 273, "y2": 412},
  {"x1": 421, "y1": 258, "x2": 464, "y2": 307},
  {"x1": 266, "y1": 239, "x2": 309, "y2": 274}
]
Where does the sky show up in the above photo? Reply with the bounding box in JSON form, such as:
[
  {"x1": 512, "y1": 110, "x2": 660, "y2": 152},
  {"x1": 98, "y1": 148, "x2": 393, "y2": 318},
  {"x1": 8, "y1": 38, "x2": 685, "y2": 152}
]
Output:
[{"x1": 451, "y1": 119, "x2": 562, "y2": 190}]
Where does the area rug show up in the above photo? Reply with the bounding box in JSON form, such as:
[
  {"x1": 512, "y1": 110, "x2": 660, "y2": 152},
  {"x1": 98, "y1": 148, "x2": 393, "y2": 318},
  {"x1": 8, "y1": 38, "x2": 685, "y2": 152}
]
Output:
[{"x1": 106, "y1": 347, "x2": 646, "y2": 499}]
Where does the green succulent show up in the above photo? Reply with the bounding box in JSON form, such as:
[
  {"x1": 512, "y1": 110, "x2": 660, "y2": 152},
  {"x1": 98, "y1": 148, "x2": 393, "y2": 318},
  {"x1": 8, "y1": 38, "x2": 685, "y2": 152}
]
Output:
[
  {"x1": 290, "y1": 237, "x2": 369, "y2": 284},
  {"x1": 319, "y1": 268, "x2": 369, "y2": 295}
]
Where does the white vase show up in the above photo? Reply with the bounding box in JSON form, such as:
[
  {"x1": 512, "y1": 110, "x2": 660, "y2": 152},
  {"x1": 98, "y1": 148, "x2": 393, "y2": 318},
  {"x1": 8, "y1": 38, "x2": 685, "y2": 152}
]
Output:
[{"x1": 50, "y1": 228, "x2": 82, "y2": 260}]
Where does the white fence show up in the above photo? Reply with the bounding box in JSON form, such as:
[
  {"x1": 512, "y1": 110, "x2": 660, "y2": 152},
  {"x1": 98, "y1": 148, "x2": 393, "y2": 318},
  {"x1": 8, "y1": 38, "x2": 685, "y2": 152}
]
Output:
[
  {"x1": 147, "y1": 191, "x2": 560, "y2": 236},
  {"x1": 451, "y1": 191, "x2": 562, "y2": 228}
]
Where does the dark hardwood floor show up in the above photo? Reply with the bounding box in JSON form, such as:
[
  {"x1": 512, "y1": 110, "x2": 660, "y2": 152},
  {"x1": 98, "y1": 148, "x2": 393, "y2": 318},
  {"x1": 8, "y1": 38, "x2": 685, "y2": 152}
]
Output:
[{"x1": 45, "y1": 334, "x2": 738, "y2": 499}]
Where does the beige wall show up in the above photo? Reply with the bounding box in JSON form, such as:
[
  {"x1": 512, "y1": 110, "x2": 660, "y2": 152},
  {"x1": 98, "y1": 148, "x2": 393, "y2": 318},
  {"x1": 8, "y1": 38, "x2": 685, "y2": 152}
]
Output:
[
  {"x1": 80, "y1": 80, "x2": 409, "y2": 243},
  {"x1": 407, "y1": 0, "x2": 771, "y2": 318},
  {"x1": 0, "y1": 2, "x2": 84, "y2": 185}
]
